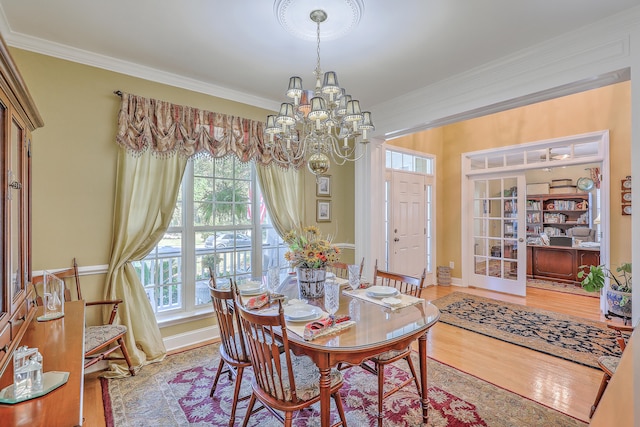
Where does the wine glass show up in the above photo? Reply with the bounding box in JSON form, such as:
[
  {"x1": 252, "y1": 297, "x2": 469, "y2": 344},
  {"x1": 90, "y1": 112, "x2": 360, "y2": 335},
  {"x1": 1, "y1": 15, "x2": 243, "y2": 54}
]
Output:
[
  {"x1": 347, "y1": 264, "x2": 361, "y2": 291},
  {"x1": 266, "y1": 266, "x2": 280, "y2": 302},
  {"x1": 324, "y1": 277, "x2": 340, "y2": 325}
]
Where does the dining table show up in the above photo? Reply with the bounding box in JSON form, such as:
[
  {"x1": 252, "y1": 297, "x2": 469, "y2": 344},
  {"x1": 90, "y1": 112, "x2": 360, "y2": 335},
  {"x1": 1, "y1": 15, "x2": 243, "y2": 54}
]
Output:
[{"x1": 275, "y1": 284, "x2": 441, "y2": 427}]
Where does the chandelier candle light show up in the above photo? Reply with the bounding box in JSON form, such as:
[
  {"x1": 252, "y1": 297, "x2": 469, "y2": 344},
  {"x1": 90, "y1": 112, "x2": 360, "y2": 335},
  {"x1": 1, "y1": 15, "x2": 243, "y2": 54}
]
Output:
[{"x1": 265, "y1": 9, "x2": 374, "y2": 177}]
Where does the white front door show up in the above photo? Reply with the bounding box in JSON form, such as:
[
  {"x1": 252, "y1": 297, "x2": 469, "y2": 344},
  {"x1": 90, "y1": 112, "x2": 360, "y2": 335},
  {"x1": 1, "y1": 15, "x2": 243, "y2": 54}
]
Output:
[
  {"x1": 389, "y1": 170, "x2": 427, "y2": 278},
  {"x1": 468, "y1": 175, "x2": 527, "y2": 296}
]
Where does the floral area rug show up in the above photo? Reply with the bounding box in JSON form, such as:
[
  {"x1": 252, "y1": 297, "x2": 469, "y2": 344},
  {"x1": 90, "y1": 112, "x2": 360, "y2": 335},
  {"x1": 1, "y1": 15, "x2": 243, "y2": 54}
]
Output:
[
  {"x1": 431, "y1": 292, "x2": 621, "y2": 369},
  {"x1": 102, "y1": 344, "x2": 585, "y2": 427},
  {"x1": 526, "y1": 279, "x2": 597, "y2": 297}
]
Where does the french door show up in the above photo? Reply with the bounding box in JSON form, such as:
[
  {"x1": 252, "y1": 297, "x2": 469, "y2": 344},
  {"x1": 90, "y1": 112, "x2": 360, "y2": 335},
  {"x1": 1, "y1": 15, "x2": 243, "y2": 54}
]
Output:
[{"x1": 469, "y1": 175, "x2": 527, "y2": 296}]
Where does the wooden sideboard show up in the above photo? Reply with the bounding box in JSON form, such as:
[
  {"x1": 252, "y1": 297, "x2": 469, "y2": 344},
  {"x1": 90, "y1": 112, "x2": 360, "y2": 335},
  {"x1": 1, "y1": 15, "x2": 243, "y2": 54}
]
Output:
[
  {"x1": 0, "y1": 301, "x2": 85, "y2": 426},
  {"x1": 527, "y1": 245, "x2": 600, "y2": 284}
]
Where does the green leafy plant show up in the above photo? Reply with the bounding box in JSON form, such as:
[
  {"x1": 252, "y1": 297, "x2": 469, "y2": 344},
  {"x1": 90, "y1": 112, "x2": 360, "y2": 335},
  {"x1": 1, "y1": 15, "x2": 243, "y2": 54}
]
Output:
[{"x1": 577, "y1": 262, "x2": 632, "y2": 295}]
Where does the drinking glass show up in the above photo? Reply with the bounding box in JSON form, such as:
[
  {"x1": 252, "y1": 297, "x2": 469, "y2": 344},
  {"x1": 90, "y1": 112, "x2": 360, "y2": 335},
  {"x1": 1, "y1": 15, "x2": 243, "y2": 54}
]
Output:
[
  {"x1": 266, "y1": 266, "x2": 280, "y2": 302},
  {"x1": 324, "y1": 278, "x2": 340, "y2": 325},
  {"x1": 347, "y1": 264, "x2": 361, "y2": 291}
]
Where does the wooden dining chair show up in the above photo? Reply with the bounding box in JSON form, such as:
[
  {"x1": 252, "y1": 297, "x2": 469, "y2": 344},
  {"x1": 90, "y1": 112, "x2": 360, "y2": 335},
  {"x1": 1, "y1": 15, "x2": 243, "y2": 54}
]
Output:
[
  {"x1": 235, "y1": 300, "x2": 347, "y2": 427},
  {"x1": 589, "y1": 322, "x2": 634, "y2": 418},
  {"x1": 32, "y1": 258, "x2": 136, "y2": 376},
  {"x1": 361, "y1": 260, "x2": 426, "y2": 426},
  {"x1": 208, "y1": 274, "x2": 252, "y2": 427},
  {"x1": 327, "y1": 257, "x2": 365, "y2": 279}
]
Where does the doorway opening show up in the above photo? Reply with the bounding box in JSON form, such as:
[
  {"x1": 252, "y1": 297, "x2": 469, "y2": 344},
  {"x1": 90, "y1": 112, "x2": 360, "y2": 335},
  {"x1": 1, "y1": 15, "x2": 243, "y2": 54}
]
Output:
[
  {"x1": 384, "y1": 147, "x2": 435, "y2": 283},
  {"x1": 462, "y1": 130, "x2": 609, "y2": 310}
]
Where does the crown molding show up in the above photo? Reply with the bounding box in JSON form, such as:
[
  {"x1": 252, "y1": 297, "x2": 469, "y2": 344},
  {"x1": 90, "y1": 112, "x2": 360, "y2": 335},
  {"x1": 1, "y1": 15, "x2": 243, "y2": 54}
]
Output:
[{"x1": 2, "y1": 31, "x2": 280, "y2": 112}]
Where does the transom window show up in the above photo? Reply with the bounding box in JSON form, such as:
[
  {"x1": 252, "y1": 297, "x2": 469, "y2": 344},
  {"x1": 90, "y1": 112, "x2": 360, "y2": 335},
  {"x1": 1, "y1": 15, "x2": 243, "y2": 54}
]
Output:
[{"x1": 386, "y1": 149, "x2": 434, "y2": 174}]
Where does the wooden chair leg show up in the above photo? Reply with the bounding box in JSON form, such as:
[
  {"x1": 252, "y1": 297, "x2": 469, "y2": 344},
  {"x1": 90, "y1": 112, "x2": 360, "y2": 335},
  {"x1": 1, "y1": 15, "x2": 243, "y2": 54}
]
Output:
[
  {"x1": 404, "y1": 355, "x2": 421, "y2": 395},
  {"x1": 210, "y1": 358, "x2": 226, "y2": 397},
  {"x1": 228, "y1": 366, "x2": 245, "y2": 427},
  {"x1": 118, "y1": 337, "x2": 136, "y2": 376},
  {"x1": 332, "y1": 391, "x2": 348, "y2": 427},
  {"x1": 590, "y1": 372, "x2": 611, "y2": 418},
  {"x1": 377, "y1": 363, "x2": 385, "y2": 427},
  {"x1": 241, "y1": 393, "x2": 257, "y2": 427},
  {"x1": 284, "y1": 411, "x2": 294, "y2": 427}
]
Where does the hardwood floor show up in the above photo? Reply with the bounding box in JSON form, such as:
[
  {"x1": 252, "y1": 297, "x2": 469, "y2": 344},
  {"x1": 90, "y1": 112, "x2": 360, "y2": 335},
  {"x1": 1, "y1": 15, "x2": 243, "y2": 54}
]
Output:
[{"x1": 83, "y1": 285, "x2": 606, "y2": 426}]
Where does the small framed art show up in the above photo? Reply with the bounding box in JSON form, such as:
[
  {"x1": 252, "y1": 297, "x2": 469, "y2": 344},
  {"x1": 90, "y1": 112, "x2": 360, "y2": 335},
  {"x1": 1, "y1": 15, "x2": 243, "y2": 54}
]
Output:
[
  {"x1": 316, "y1": 200, "x2": 331, "y2": 222},
  {"x1": 316, "y1": 175, "x2": 331, "y2": 197}
]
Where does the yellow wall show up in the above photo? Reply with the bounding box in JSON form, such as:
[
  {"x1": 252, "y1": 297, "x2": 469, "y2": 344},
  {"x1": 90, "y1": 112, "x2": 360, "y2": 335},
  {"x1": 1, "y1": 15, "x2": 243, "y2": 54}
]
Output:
[
  {"x1": 302, "y1": 161, "x2": 356, "y2": 264},
  {"x1": 10, "y1": 48, "x2": 355, "y2": 334},
  {"x1": 390, "y1": 81, "x2": 631, "y2": 276}
]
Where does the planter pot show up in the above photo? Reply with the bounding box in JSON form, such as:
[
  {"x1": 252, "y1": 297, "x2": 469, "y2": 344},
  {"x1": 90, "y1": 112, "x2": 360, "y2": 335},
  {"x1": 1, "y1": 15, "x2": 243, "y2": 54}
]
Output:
[
  {"x1": 296, "y1": 267, "x2": 326, "y2": 299},
  {"x1": 606, "y1": 289, "x2": 632, "y2": 318}
]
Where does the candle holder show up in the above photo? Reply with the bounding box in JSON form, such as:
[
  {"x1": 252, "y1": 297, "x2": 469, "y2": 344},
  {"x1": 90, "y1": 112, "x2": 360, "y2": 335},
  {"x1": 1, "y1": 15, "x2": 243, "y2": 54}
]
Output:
[
  {"x1": 37, "y1": 271, "x2": 65, "y2": 321},
  {"x1": 0, "y1": 345, "x2": 69, "y2": 404}
]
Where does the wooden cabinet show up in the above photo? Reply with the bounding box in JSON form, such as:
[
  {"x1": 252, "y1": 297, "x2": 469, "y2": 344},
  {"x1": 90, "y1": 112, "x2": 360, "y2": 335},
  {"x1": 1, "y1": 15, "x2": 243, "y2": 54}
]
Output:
[
  {"x1": 527, "y1": 245, "x2": 600, "y2": 284},
  {"x1": 526, "y1": 193, "x2": 590, "y2": 238},
  {"x1": 0, "y1": 34, "x2": 43, "y2": 375}
]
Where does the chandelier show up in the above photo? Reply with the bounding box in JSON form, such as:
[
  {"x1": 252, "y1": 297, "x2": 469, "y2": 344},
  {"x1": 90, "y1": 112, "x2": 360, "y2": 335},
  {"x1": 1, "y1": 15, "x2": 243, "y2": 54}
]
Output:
[{"x1": 265, "y1": 9, "x2": 374, "y2": 176}]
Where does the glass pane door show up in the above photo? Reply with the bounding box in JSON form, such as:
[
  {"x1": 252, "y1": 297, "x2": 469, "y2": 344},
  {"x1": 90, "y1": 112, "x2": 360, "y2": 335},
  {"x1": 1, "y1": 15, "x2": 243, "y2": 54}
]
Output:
[{"x1": 471, "y1": 175, "x2": 526, "y2": 295}]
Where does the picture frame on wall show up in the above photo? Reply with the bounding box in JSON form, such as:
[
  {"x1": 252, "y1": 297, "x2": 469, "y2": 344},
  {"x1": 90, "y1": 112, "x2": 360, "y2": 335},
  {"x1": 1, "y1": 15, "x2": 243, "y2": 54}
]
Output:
[
  {"x1": 316, "y1": 200, "x2": 331, "y2": 222},
  {"x1": 316, "y1": 175, "x2": 331, "y2": 197}
]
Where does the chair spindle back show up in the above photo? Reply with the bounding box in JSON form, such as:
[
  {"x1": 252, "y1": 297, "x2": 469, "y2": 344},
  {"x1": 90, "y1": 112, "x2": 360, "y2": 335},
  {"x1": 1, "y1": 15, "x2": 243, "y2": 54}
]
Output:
[{"x1": 372, "y1": 260, "x2": 426, "y2": 297}]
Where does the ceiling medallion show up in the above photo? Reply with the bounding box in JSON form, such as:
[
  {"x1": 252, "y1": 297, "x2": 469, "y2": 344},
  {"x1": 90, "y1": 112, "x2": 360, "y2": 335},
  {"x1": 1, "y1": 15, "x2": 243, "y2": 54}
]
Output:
[{"x1": 274, "y1": 0, "x2": 364, "y2": 41}]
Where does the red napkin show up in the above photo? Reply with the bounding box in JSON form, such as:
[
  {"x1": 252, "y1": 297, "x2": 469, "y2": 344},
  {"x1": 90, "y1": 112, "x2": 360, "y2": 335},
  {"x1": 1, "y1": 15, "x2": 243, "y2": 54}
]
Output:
[
  {"x1": 303, "y1": 315, "x2": 351, "y2": 340},
  {"x1": 246, "y1": 294, "x2": 269, "y2": 310}
]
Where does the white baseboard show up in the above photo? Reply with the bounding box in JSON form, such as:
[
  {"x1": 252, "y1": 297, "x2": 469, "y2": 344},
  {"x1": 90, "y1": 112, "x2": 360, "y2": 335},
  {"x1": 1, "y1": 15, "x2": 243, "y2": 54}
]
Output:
[{"x1": 163, "y1": 325, "x2": 220, "y2": 352}]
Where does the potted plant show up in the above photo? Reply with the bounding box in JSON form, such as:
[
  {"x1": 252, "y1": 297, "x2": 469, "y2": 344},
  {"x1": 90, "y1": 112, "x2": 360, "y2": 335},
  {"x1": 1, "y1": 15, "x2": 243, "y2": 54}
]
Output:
[{"x1": 578, "y1": 262, "x2": 632, "y2": 318}]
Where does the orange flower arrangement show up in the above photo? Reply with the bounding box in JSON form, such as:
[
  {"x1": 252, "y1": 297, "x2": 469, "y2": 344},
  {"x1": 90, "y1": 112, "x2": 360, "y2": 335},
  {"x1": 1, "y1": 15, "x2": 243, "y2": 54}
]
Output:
[{"x1": 283, "y1": 226, "x2": 340, "y2": 269}]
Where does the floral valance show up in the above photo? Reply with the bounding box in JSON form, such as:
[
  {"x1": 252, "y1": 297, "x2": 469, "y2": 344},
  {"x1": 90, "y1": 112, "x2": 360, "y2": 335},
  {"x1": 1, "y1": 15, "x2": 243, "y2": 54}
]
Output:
[{"x1": 115, "y1": 91, "x2": 303, "y2": 169}]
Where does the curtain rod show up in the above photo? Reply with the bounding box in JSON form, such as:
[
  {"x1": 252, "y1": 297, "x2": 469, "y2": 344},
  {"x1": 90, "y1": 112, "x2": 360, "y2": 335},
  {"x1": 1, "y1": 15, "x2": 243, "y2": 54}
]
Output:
[{"x1": 114, "y1": 90, "x2": 122, "y2": 97}]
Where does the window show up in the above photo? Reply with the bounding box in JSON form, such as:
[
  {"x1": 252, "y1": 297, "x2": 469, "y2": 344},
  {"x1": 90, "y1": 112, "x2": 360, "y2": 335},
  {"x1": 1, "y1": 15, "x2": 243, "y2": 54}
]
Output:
[
  {"x1": 385, "y1": 149, "x2": 434, "y2": 173},
  {"x1": 133, "y1": 156, "x2": 287, "y2": 321}
]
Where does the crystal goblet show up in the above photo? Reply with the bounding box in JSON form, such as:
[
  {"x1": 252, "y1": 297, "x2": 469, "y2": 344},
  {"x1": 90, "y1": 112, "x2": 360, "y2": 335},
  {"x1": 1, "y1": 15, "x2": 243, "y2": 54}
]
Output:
[
  {"x1": 324, "y1": 278, "x2": 340, "y2": 325},
  {"x1": 347, "y1": 264, "x2": 361, "y2": 291}
]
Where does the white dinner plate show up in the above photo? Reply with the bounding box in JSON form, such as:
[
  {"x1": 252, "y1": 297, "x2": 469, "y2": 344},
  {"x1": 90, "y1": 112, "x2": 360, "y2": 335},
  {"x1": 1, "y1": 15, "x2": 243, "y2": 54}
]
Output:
[
  {"x1": 366, "y1": 286, "x2": 399, "y2": 298},
  {"x1": 237, "y1": 281, "x2": 265, "y2": 295},
  {"x1": 284, "y1": 305, "x2": 321, "y2": 321}
]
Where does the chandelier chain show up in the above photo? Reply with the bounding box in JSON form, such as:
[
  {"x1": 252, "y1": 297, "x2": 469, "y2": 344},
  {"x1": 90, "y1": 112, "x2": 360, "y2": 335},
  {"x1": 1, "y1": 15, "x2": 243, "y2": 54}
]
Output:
[{"x1": 315, "y1": 20, "x2": 322, "y2": 84}]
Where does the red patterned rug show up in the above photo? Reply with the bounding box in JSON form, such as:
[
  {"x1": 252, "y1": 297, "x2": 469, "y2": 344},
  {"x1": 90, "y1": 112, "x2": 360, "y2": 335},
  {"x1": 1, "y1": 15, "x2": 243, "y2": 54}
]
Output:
[
  {"x1": 168, "y1": 364, "x2": 486, "y2": 427},
  {"x1": 102, "y1": 344, "x2": 585, "y2": 426}
]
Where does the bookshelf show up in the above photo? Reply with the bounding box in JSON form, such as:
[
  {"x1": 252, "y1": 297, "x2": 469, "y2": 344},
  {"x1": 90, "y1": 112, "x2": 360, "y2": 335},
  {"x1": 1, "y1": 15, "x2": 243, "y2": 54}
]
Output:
[{"x1": 526, "y1": 193, "x2": 590, "y2": 238}]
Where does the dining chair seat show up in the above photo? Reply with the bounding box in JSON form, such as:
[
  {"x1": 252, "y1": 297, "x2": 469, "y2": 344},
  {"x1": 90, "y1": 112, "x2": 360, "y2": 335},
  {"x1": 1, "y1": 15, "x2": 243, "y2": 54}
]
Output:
[
  {"x1": 85, "y1": 325, "x2": 128, "y2": 353},
  {"x1": 597, "y1": 355, "x2": 619, "y2": 375},
  {"x1": 372, "y1": 347, "x2": 411, "y2": 362},
  {"x1": 273, "y1": 351, "x2": 343, "y2": 401}
]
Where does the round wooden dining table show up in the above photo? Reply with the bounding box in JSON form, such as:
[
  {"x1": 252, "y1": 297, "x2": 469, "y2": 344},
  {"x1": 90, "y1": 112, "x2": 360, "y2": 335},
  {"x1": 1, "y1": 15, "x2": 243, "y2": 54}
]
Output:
[{"x1": 281, "y1": 292, "x2": 440, "y2": 427}]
